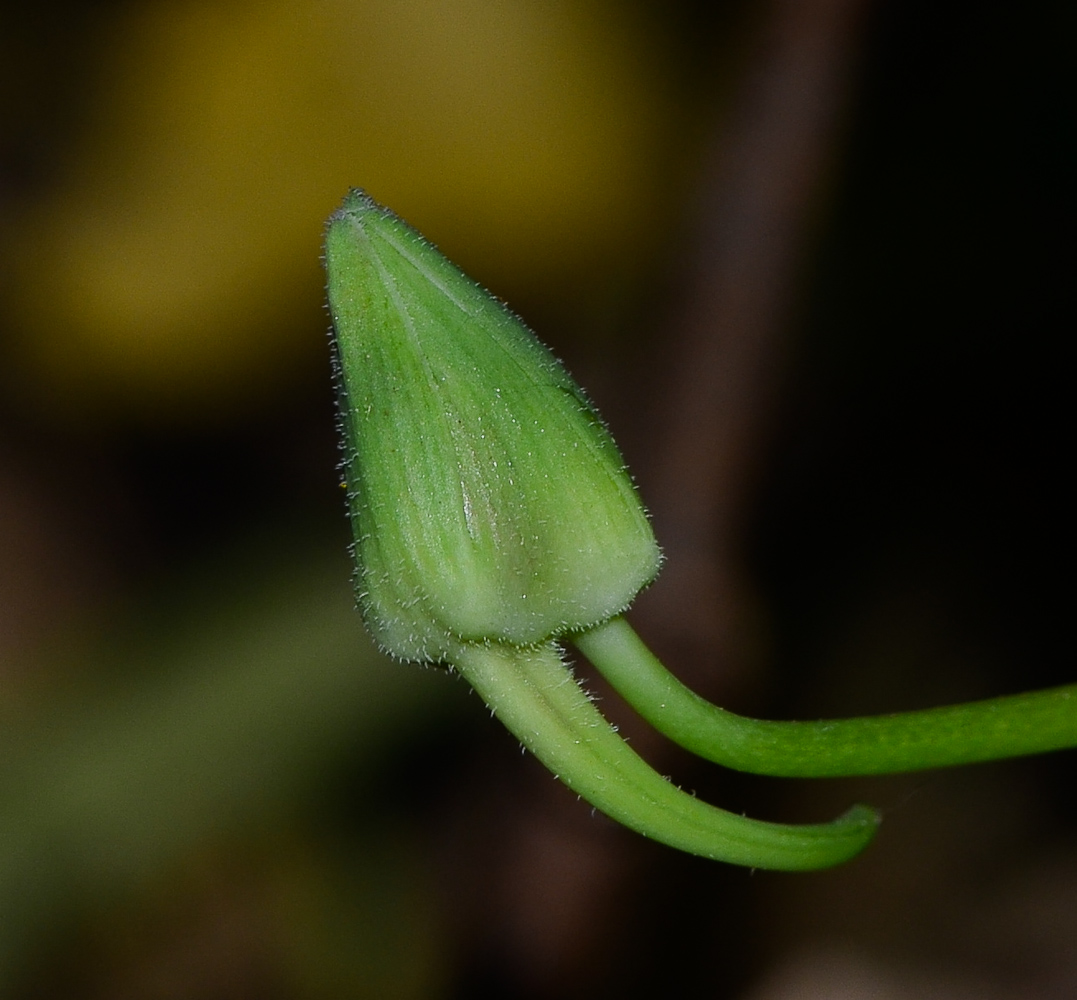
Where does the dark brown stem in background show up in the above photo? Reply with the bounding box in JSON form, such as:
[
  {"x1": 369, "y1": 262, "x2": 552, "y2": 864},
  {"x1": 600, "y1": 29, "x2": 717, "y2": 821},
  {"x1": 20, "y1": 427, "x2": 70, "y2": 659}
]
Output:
[
  {"x1": 634, "y1": 0, "x2": 870, "y2": 690},
  {"x1": 494, "y1": 0, "x2": 874, "y2": 985}
]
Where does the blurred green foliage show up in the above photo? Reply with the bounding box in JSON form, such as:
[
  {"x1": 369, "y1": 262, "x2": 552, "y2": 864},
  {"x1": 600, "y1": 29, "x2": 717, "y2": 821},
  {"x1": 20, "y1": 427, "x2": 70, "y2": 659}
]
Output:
[{"x1": 0, "y1": 538, "x2": 466, "y2": 991}]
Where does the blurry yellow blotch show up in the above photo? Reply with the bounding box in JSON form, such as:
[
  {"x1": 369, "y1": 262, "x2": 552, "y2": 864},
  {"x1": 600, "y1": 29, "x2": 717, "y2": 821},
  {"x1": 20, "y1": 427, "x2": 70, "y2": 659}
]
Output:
[{"x1": 2, "y1": 0, "x2": 670, "y2": 419}]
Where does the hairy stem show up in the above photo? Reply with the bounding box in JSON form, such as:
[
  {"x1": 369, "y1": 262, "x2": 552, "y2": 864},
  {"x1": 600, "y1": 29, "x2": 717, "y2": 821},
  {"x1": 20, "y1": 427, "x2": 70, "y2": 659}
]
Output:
[{"x1": 450, "y1": 639, "x2": 877, "y2": 870}]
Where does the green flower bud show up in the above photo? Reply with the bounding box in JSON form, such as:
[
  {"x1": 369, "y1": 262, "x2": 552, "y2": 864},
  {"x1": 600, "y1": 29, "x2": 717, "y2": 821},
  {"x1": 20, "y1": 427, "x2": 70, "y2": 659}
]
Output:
[
  {"x1": 324, "y1": 190, "x2": 882, "y2": 871},
  {"x1": 326, "y1": 190, "x2": 661, "y2": 662}
]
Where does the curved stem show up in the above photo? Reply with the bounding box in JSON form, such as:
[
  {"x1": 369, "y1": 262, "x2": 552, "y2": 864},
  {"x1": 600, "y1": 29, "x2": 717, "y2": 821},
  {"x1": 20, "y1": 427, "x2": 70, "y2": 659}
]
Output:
[
  {"x1": 574, "y1": 616, "x2": 1077, "y2": 777},
  {"x1": 450, "y1": 640, "x2": 877, "y2": 870}
]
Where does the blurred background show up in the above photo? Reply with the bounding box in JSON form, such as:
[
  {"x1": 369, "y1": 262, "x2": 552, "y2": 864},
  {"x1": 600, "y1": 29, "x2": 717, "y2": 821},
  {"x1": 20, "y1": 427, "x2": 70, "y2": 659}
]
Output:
[{"x1": 0, "y1": 0, "x2": 1073, "y2": 996}]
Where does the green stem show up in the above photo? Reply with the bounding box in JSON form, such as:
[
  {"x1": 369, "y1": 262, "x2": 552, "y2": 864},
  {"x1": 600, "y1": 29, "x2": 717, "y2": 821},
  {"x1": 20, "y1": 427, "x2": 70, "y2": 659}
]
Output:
[
  {"x1": 450, "y1": 640, "x2": 877, "y2": 870},
  {"x1": 574, "y1": 616, "x2": 1077, "y2": 777}
]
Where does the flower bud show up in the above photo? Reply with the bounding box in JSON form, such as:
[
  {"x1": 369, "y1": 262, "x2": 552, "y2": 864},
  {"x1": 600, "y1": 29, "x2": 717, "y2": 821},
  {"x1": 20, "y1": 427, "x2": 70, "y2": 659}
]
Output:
[{"x1": 326, "y1": 190, "x2": 660, "y2": 661}]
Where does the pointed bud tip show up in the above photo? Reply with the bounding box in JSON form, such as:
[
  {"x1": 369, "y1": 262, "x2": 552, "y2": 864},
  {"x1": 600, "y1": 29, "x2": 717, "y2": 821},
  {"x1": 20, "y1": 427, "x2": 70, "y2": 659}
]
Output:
[{"x1": 329, "y1": 188, "x2": 384, "y2": 224}]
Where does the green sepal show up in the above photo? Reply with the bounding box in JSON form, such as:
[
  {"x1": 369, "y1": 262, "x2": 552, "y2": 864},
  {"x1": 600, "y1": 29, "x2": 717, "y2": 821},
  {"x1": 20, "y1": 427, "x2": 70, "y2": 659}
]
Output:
[{"x1": 326, "y1": 190, "x2": 660, "y2": 662}]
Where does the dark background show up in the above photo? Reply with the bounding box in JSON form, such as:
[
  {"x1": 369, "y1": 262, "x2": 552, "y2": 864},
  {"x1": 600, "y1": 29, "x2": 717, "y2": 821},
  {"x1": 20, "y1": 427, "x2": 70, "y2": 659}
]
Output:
[{"x1": 0, "y1": 0, "x2": 1073, "y2": 996}]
